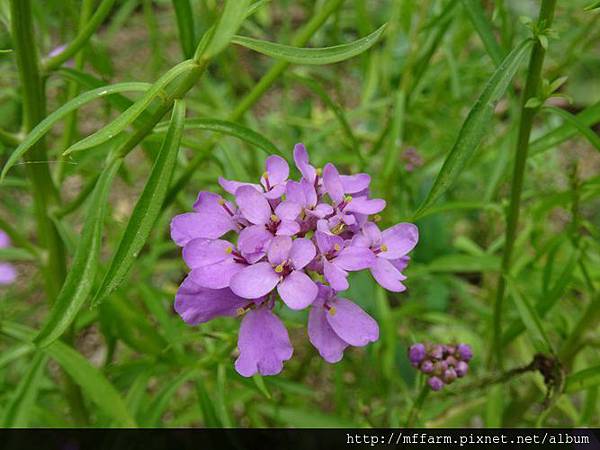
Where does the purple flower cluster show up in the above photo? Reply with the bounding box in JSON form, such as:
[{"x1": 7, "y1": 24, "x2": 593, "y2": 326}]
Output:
[
  {"x1": 0, "y1": 231, "x2": 17, "y2": 285},
  {"x1": 171, "y1": 144, "x2": 419, "y2": 377},
  {"x1": 408, "y1": 343, "x2": 472, "y2": 391}
]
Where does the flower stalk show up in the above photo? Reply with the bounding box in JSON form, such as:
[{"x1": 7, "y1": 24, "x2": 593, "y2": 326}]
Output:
[{"x1": 491, "y1": 0, "x2": 557, "y2": 369}]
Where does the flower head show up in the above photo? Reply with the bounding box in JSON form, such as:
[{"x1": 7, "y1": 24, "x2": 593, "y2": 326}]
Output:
[
  {"x1": 171, "y1": 144, "x2": 419, "y2": 376},
  {"x1": 409, "y1": 342, "x2": 473, "y2": 390}
]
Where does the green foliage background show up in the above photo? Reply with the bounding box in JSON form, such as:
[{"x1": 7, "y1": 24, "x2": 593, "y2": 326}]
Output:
[{"x1": 0, "y1": 0, "x2": 599, "y2": 427}]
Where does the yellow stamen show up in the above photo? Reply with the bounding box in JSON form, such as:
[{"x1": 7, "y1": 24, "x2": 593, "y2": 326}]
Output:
[
  {"x1": 270, "y1": 214, "x2": 280, "y2": 223},
  {"x1": 344, "y1": 195, "x2": 353, "y2": 203},
  {"x1": 236, "y1": 307, "x2": 246, "y2": 316},
  {"x1": 328, "y1": 306, "x2": 336, "y2": 316},
  {"x1": 380, "y1": 244, "x2": 388, "y2": 252},
  {"x1": 316, "y1": 167, "x2": 322, "y2": 176},
  {"x1": 274, "y1": 263, "x2": 284, "y2": 273},
  {"x1": 373, "y1": 214, "x2": 382, "y2": 222},
  {"x1": 262, "y1": 171, "x2": 269, "y2": 179},
  {"x1": 334, "y1": 243, "x2": 341, "y2": 252},
  {"x1": 225, "y1": 247, "x2": 233, "y2": 254},
  {"x1": 332, "y1": 223, "x2": 345, "y2": 235},
  {"x1": 218, "y1": 198, "x2": 226, "y2": 205}
]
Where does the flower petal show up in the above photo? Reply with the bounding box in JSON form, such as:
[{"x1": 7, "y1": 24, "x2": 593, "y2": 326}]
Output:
[
  {"x1": 170, "y1": 212, "x2": 235, "y2": 246},
  {"x1": 0, "y1": 230, "x2": 11, "y2": 249},
  {"x1": 189, "y1": 259, "x2": 244, "y2": 289},
  {"x1": 285, "y1": 181, "x2": 306, "y2": 205},
  {"x1": 275, "y1": 201, "x2": 301, "y2": 221},
  {"x1": 334, "y1": 246, "x2": 376, "y2": 271},
  {"x1": 235, "y1": 307, "x2": 293, "y2": 377},
  {"x1": 289, "y1": 238, "x2": 316, "y2": 270},
  {"x1": 275, "y1": 220, "x2": 300, "y2": 236},
  {"x1": 218, "y1": 177, "x2": 261, "y2": 196},
  {"x1": 182, "y1": 238, "x2": 232, "y2": 268},
  {"x1": 264, "y1": 184, "x2": 286, "y2": 199},
  {"x1": 361, "y1": 221, "x2": 382, "y2": 246},
  {"x1": 344, "y1": 196, "x2": 386, "y2": 215},
  {"x1": 309, "y1": 203, "x2": 333, "y2": 218},
  {"x1": 0, "y1": 263, "x2": 17, "y2": 285},
  {"x1": 230, "y1": 262, "x2": 279, "y2": 299},
  {"x1": 340, "y1": 173, "x2": 371, "y2": 193},
  {"x1": 315, "y1": 231, "x2": 343, "y2": 255},
  {"x1": 237, "y1": 225, "x2": 272, "y2": 263},
  {"x1": 174, "y1": 276, "x2": 248, "y2": 325},
  {"x1": 277, "y1": 270, "x2": 317, "y2": 310},
  {"x1": 370, "y1": 257, "x2": 407, "y2": 292},
  {"x1": 380, "y1": 223, "x2": 419, "y2": 259},
  {"x1": 322, "y1": 163, "x2": 344, "y2": 205},
  {"x1": 235, "y1": 185, "x2": 271, "y2": 225},
  {"x1": 293, "y1": 143, "x2": 316, "y2": 183},
  {"x1": 267, "y1": 235, "x2": 292, "y2": 265},
  {"x1": 308, "y1": 299, "x2": 348, "y2": 363},
  {"x1": 264, "y1": 155, "x2": 289, "y2": 186},
  {"x1": 326, "y1": 297, "x2": 379, "y2": 347},
  {"x1": 193, "y1": 191, "x2": 232, "y2": 214},
  {"x1": 323, "y1": 260, "x2": 349, "y2": 291}
]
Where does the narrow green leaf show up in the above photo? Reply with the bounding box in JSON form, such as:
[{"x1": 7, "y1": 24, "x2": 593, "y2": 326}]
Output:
[
  {"x1": 585, "y1": 0, "x2": 600, "y2": 11},
  {"x1": 34, "y1": 159, "x2": 121, "y2": 348},
  {"x1": 506, "y1": 277, "x2": 553, "y2": 354},
  {"x1": 252, "y1": 375, "x2": 272, "y2": 399},
  {"x1": 530, "y1": 101, "x2": 600, "y2": 155},
  {"x1": 172, "y1": 0, "x2": 195, "y2": 58},
  {"x1": 1, "y1": 321, "x2": 136, "y2": 426},
  {"x1": 143, "y1": 370, "x2": 196, "y2": 426},
  {"x1": 153, "y1": 117, "x2": 284, "y2": 157},
  {"x1": 0, "y1": 82, "x2": 149, "y2": 180},
  {"x1": 414, "y1": 39, "x2": 532, "y2": 218},
  {"x1": 565, "y1": 366, "x2": 600, "y2": 393},
  {"x1": 543, "y1": 106, "x2": 600, "y2": 152},
  {"x1": 231, "y1": 24, "x2": 387, "y2": 65},
  {"x1": 198, "y1": 0, "x2": 252, "y2": 59},
  {"x1": 2, "y1": 352, "x2": 47, "y2": 427},
  {"x1": 64, "y1": 60, "x2": 194, "y2": 154},
  {"x1": 460, "y1": 0, "x2": 504, "y2": 66},
  {"x1": 196, "y1": 379, "x2": 222, "y2": 427},
  {"x1": 92, "y1": 100, "x2": 186, "y2": 306},
  {"x1": 0, "y1": 343, "x2": 34, "y2": 369}
]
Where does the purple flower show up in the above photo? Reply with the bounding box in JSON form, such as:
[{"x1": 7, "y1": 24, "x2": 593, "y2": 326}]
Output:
[
  {"x1": 0, "y1": 231, "x2": 16, "y2": 285},
  {"x1": 235, "y1": 305, "x2": 293, "y2": 377},
  {"x1": 428, "y1": 376, "x2": 444, "y2": 391},
  {"x1": 308, "y1": 284, "x2": 378, "y2": 363},
  {"x1": 315, "y1": 231, "x2": 374, "y2": 291},
  {"x1": 355, "y1": 222, "x2": 419, "y2": 292},
  {"x1": 171, "y1": 144, "x2": 418, "y2": 376},
  {"x1": 455, "y1": 361, "x2": 469, "y2": 377},
  {"x1": 457, "y1": 343, "x2": 473, "y2": 362},
  {"x1": 408, "y1": 343, "x2": 426, "y2": 366},
  {"x1": 230, "y1": 236, "x2": 317, "y2": 310},
  {"x1": 171, "y1": 192, "x2": 240, "y2": 246}
]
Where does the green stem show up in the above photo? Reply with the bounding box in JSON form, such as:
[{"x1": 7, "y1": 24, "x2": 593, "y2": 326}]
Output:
[
  {"x1": 559, "y1": 293, "x2": 600, "y2": 370},
  {"x1": 43, "y1": 0, "x2": 116, "y2": 73},
  {"x1": 491, "y1": 0, "x2": 557, "y2": 369},
  {"x1": 405, "y1": 383, "x2": 429, "y2": 427},
  {"x1": 0, "y1": 128, "x2": 20, "y2": 147},
  {"x1": 10, "y1": 0, "x2": 66, "y2": 299},
  {"x1": 56, "y1": 0, "x2": 95, "y2": 182}
]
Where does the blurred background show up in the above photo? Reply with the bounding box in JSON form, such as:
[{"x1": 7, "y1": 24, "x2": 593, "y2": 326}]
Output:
[{"x1": 0, "y1": 0, "x2": 599, "y2": 427}]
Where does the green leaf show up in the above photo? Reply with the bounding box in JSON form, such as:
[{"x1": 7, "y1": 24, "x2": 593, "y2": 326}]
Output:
[
  {"x1": 1, "y1": 321, "x2": 136, "y2": 426},
  {"x1": 460, "y1": 0, "x2": 504, "y2": 66},
  {"x1": 530, "y1": 101, "x2": 600, "y2": 155},
  {"x1": 64, "y1": 60, "x2": 194, "y2": 154},
  {"x1": 585, "y1": 0, "x2": 600, "y2": 10},
  {"x1": 414, "y1": 39, "x2": 532, "y2": 218},
  {"x1": 153, "y1": 117, "x2": 284, "y2": 157},
  {"x1": 2, "y1": 352, "x2": 47, "y2": 427},
  {"x1": 34, "y1": 159, "x2": 121, "y2": 348},
  {"x1": 197, "y1": 0, "x2": 252, "y2": 59},
  {"x1": 231, "y1": 24, "x2": 387, "y2": 65},
  {"x1": 506, "y1": 277, "x2": 553, "y2": 354},
  {"x1": 524, "y1": 97, "x2": 543, "y2": 109},
  {"x1": 0, "y1": 82, "x2": 149, "y2": 180},
  {"x1": 565, "y1": 366, "x2": 600, "y2": 393},
  {"x1": 172, "y1": 0, "x2": 195, "y2": 58},
  {"x1": 0, "y1": 343, "x2": 34, "y2": 369},
  {"x1": 196, "y1": 379, "x2": 222, "y2": 427},
  {"x1": 252, "y1": 375, "x2": 272, "y2": 399},
  {"x1": 92, "y1": 100, "x2": 186, "y2": 306},
  {"x1": 543, "y1": 106, "x2": 600, "y2": 152},
  {"x1": 143, "y1": 370, "x2": 197, "y2": 426}
]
